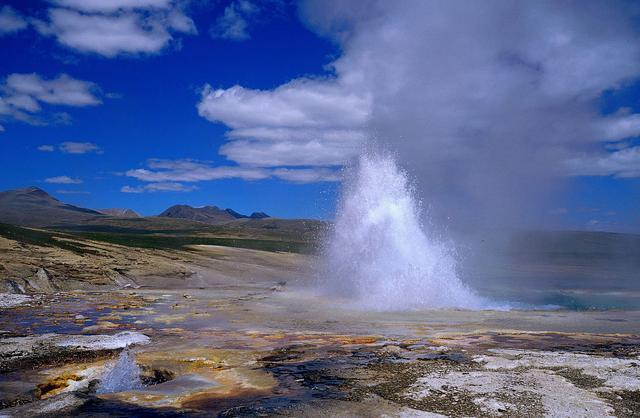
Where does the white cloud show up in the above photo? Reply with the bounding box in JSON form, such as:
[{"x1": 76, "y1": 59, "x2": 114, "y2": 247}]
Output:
[
  {"x1": 167, "y1": 9, "x2": 197, "y2": 34},
  {"x1": 599, "y1": 112, "x2": 640, "y2": 142},
  {"x1": 121, "y1": 182, "x2": 197, "y2": 193},
  {"x1": 34, "y1": 1, "x2": 196, "y2": 57},
  {"x1": 126, "y1": 159, "x2": 270, "y2": 182},
  {"x1": 5, "y1": 73, "x2": 101, "y2": 107},
  {"x1": 0, "y1": 124, "x2": 4, "y2": 132},
  {"x1": 196, "y1": 80, "x2": 369, "y2": 169},
  {"x1": 45, "y1": 175, "x2": 82, "y2": 184},
  {"x1": 0, "y1": 6, "x2": 27, "y2": 36},
  {"x1": 59, "y1": 141, "x2": 102, "y2": 154},
  {"x1": 124, "y1": 158, "x2": 341, "y2": 187},
  {"x1": 192, "y1": 6, "x2": 364, "y2": 181},
  {"x1": 198, "y1": 82, "x2": 369, "y2": 130},
  {"x1": 210, "y1": 0, "x2": 259, "y2": 41},
  {"x1": 566, "y1": 146, "x2": 640, "y2": 178},
  {"x1": 5, "y1": 94, "x2": 40, "y2": 112},
  {"x1": 41, "y1": 9, "x2": 169, "y2": 56},
  {"x1": 144, "y1": 182, "x2": 198, "y2": 192},
  {"x1": 0, "y1": 73, "x2": 102, "y2": 128},
  {"x1": 38, "y1": 145, "x2": 55, "y2": 152}
]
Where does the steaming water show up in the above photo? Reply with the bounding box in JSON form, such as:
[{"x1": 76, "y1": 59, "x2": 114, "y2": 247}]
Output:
[
  {"x1": 97, "y1": 349, "x2": 143, "y2": 393},
  {"x1": 324, "y1": 153, "x2": 485, "y2": 310}
]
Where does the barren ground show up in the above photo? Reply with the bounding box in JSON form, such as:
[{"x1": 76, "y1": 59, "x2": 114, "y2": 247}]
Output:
[{"x1": 0, "y1": 242, "x2": 639, "y2": 417}]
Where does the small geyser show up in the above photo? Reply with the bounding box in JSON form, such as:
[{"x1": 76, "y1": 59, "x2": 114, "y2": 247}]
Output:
[
  {"x1": 323, "y1": 153, "x2": 484, "y2": 310},
  {"x1": 97, "y1": 349, "x2": 143, "y2": 394}
]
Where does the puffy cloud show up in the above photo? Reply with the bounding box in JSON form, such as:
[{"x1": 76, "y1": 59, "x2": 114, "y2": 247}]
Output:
[
  {"x1": 0, "y1": 6, "x2": 28, "y2": 36},
  {"x1": 566, "y1": 146, "x2": 640, "y2": 178},
  {"x1": 38, "y1": 145, "x2": 55, "y2": 152},
  {"x1": 34, "y1": 0, "x2": 196, "y2": 57},
  {"x1": 0, "y1": 73, "x2": 102, "y2": 127},
  {"x1": 196, "y1": 80, "x2": 369, "y2": 170},
  {"x1": 45, "y1": 175, "x2": 82, "y2": 184},
  {"x1": 59, "y1": 141, "x2": 102, "y2": 154},
  {"x1": 197, "y1": 23, "x2": 369, "y2": 171},
  {"x1": 198, "y1": 82, "x2": 369, "y2": 130}
]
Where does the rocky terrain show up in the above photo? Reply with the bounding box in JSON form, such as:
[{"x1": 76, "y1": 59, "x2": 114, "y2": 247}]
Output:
[
  {"x1": 0, "y1": 224, "x2": 194, "y2": 293},
  {"x1": 0, "y1": 222, "x2": 313, "y2": 294},
  {"x1": 1, "y1": 281, "x2": 638, "y2": 417},
  {"x1": 0, "y1": 185, "x2": 639, "y2": 416}
]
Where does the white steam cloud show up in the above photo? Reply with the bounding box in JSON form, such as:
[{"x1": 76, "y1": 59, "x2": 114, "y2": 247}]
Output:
[{"x1": 296, "y1": 0, "x2": 640, "y2": 230}]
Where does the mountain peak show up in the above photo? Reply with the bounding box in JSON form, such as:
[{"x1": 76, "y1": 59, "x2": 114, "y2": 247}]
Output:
[
  {"x1": 24, "y1": 186, "x2": 47, "y2": 193},
  {"x1": 0, "y1": 186, "x2": 59, "y2": 203},
  {"x1": 19, "y1": 186, "x2": 56, "y2": 199},
  {"x1": 225, "y1": 208, "x2": 247, "y2": 219},
  {"x1": 99, "y1": 208, "x2": 141, "y2": 218},
  {"x1": 0, "y1": 186, "x2": 103, "y2": 227}
]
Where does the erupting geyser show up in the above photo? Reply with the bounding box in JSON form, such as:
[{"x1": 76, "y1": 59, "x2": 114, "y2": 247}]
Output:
[
  {"x1": 324, "y1": 153, "x2": 483, "y2": 310},
  {"x1": 97, "y1": 349, "x2": 143, "y2": 394}
]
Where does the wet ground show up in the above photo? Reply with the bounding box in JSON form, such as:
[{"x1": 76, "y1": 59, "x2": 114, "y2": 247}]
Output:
[{"x1": 1, "y1": 245, "x2": 639, "y2": 417}]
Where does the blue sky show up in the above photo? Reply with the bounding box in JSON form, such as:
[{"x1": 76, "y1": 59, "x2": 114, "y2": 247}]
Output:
[
  {"x1": 0, "y1": 0, "x2": 639, "y2": 231},
  {"x1": 0, "y1": 0, "x2": 340, "y2": 218}
]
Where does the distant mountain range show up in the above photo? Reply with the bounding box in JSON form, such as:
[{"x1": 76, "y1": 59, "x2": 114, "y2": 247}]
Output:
[
  {"x1": 0, "y1": 187, "x2": 270, "y2": 227},
  {"x1": 159, "y1": 205, "x2": 269, "y2": 224}
]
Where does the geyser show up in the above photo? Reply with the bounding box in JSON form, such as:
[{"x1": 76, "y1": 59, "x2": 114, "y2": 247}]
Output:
[
  {"x1": 97, "y1": 349, "x2": 143, "y2": 394},
  {"x1": 323, "y1": 153, "x2": 483, "y2": 310}
]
